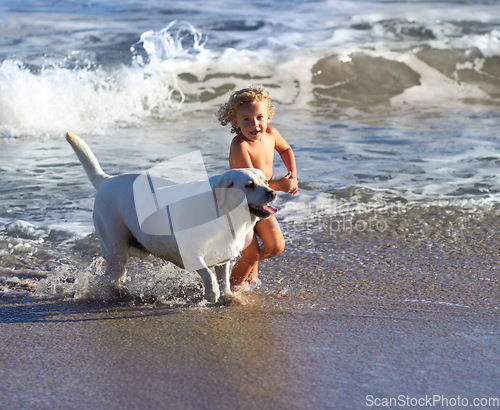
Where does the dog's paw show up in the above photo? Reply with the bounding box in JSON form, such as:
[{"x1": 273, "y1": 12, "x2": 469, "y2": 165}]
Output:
[
  {"x1": 112, "y1": 283, "x2": 132, "y2": 300},
  {"x1": 216, "y1": 292, "x2": 235, "y2": 306},
  {"x1": 78, "y1": 276, "x2": 115, "y2": 301},
  {"x1": 204, "y1": 289, "x2": 220, "y2": 304},
  {"x1": 76, "y1": 275, "x2": 132, "y2": 302}
]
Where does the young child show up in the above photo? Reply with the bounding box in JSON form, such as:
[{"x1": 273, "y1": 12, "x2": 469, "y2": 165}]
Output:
[{"x1": 215, "y1": 85, "x2": 298, "y2": 290}]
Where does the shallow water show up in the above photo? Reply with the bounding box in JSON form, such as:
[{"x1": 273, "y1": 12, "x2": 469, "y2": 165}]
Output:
[{"x1": 0, "y1": 0, "x2": 499, "y2": 407}]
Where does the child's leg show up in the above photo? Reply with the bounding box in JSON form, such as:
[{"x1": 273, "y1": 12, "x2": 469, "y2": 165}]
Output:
[
  {"x1": 246, "y1": 216, "x2": 285, "y2": 283},
  {"x1": 254, "y1": 215, "x2": 285, "y2": 261},
  {"x1": 230, "y1": 216, "x2": 285, "y2": 290},
  {"x1": 230, "y1": 232, "x2": 260, "y2": 290}
]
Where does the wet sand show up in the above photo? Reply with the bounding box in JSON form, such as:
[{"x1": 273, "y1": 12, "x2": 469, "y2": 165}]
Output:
[
  {"x1": 1, "y1": 298, "x2": 498, "y2": 409},
  {"x1": 1, "y1": 205, "x2": 499, "y2": 409}
]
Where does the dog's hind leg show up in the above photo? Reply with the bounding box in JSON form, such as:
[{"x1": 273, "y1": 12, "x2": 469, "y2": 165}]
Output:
[
  {"x1": 93, "y1": 214, "x2": 131, "y2": 298},
  {"x1": 104, "y1": 251, "x2": 129, "y2": 282},
  {"x1": 92, "y1": 242, "x2": 129, "y2": 299}
]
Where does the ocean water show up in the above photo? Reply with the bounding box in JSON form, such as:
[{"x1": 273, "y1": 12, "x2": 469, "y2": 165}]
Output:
[
  {"x1": 1, "y1": 1, "x2": 499, "y2": 408},
  {"x1": 0, "y1": 0, "x2": 499, "y2": 308}
]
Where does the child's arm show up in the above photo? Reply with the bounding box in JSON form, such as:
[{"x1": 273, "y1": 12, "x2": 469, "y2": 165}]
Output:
[{"x1": 271, "y1": 132, "x2": 298, "y2": 195}]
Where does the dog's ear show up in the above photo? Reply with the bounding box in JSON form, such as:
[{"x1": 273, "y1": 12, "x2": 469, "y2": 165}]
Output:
[
  {"x1": 215, "y1": 172, "x2": 235, "y2": 189},
  {"x1": 213, "y1": 173, "x2": 234, "y2": 210}
]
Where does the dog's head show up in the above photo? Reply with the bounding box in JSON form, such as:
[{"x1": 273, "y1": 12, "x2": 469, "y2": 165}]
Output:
[{"x1": 212, "y1": 168, "x2": 277, "y2": 219}]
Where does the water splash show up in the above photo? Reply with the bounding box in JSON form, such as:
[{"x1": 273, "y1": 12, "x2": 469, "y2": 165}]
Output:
[{"x1": 133, "y1": 20, "x2": 208, "y2": 62}]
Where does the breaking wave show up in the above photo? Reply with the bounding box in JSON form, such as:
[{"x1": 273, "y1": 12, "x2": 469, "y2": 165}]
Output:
[{"x1": 0, "y1": 18, "x2": 499, "y2": 138}]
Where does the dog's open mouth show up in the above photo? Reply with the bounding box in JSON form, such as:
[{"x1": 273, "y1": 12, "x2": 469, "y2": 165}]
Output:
[{"x1": 249, "y1": 203, "x2": 278, "y2": 218}]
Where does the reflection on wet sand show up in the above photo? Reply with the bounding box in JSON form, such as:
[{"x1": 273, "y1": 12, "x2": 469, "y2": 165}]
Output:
[{"x1": 1, "y1": 296, "x2": 498, "y2": 409}]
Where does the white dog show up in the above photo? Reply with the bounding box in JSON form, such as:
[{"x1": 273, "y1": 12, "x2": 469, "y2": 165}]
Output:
[{"x1": 66, "y1": 132, "x2": 277, "y2": 302}]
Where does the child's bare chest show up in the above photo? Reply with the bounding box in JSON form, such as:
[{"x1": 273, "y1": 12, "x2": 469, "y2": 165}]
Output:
[{"x1": 246, "y1": 138, "x2": 275, "y2": 177}]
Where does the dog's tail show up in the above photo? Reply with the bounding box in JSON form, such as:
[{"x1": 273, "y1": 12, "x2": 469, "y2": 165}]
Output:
[{"x1": 66, "y1": 131, "x2": 110, "y2": 190}]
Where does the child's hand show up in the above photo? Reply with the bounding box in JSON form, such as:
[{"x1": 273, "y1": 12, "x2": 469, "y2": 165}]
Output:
[{"x1": 278, "y1": 171, "x2": 298, "y2": 195}]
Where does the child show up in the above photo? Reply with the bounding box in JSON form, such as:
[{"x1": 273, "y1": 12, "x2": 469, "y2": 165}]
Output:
[{"x1": 215, "y1": 85, "x2": 298, "y2": 290}]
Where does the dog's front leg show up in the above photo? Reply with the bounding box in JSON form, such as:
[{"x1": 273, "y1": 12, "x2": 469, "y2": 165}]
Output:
[
  {"x1": 196, "y1": 260, "x2": 220, "y2": 303},
  {"x1": 215, "y1": 263, "x2": 232, "y2": 303}
]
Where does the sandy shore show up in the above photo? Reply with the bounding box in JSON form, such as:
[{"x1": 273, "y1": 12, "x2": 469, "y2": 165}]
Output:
[
  {"x1": 1, "y1": 297, "x2": 498, "y2": 409},
  {"x1": 1, "y1": 205, "x2": 499, "y2": 409}
]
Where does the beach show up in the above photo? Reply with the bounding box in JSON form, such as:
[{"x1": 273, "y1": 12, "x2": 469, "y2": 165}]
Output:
[
  {"x1": 2, "y1": 203, "x2": 499, "y2": 409},
  {"x1": 1, "y1": 301, "x2": 497, "y2": 409},
  {"x1": 0, "y1": 0, "x2": 499, "y2": 407}
]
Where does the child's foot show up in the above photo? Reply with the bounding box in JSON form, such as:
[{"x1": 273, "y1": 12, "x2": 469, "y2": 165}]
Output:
[
  {"x1": 230, "y1": 281, "x2": 250, "y2": 293},
  {"x1": 246, "y1": 263, "x2": 259, "y2": 284},
  {"x1": 246, "y1": 275, "x2": 261, "y2": 286},
  {"x1": 231, "y1": 264, "x2": 259, "y2": 291}
]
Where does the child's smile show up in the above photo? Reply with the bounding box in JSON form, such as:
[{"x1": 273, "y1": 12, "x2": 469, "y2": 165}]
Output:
[{"x1": 232, "y1": 101, "x2": 272, "y2": 141}]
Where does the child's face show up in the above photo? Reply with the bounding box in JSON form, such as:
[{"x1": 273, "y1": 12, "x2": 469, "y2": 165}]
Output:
[{"x1": 231, "y1": 101, "x2": 272, "y2": 141}]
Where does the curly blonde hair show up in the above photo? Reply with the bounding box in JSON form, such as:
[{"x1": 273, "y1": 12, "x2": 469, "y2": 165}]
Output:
[{"x1": 215, "y1": 85, "x2": 275, "y2": 134}]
